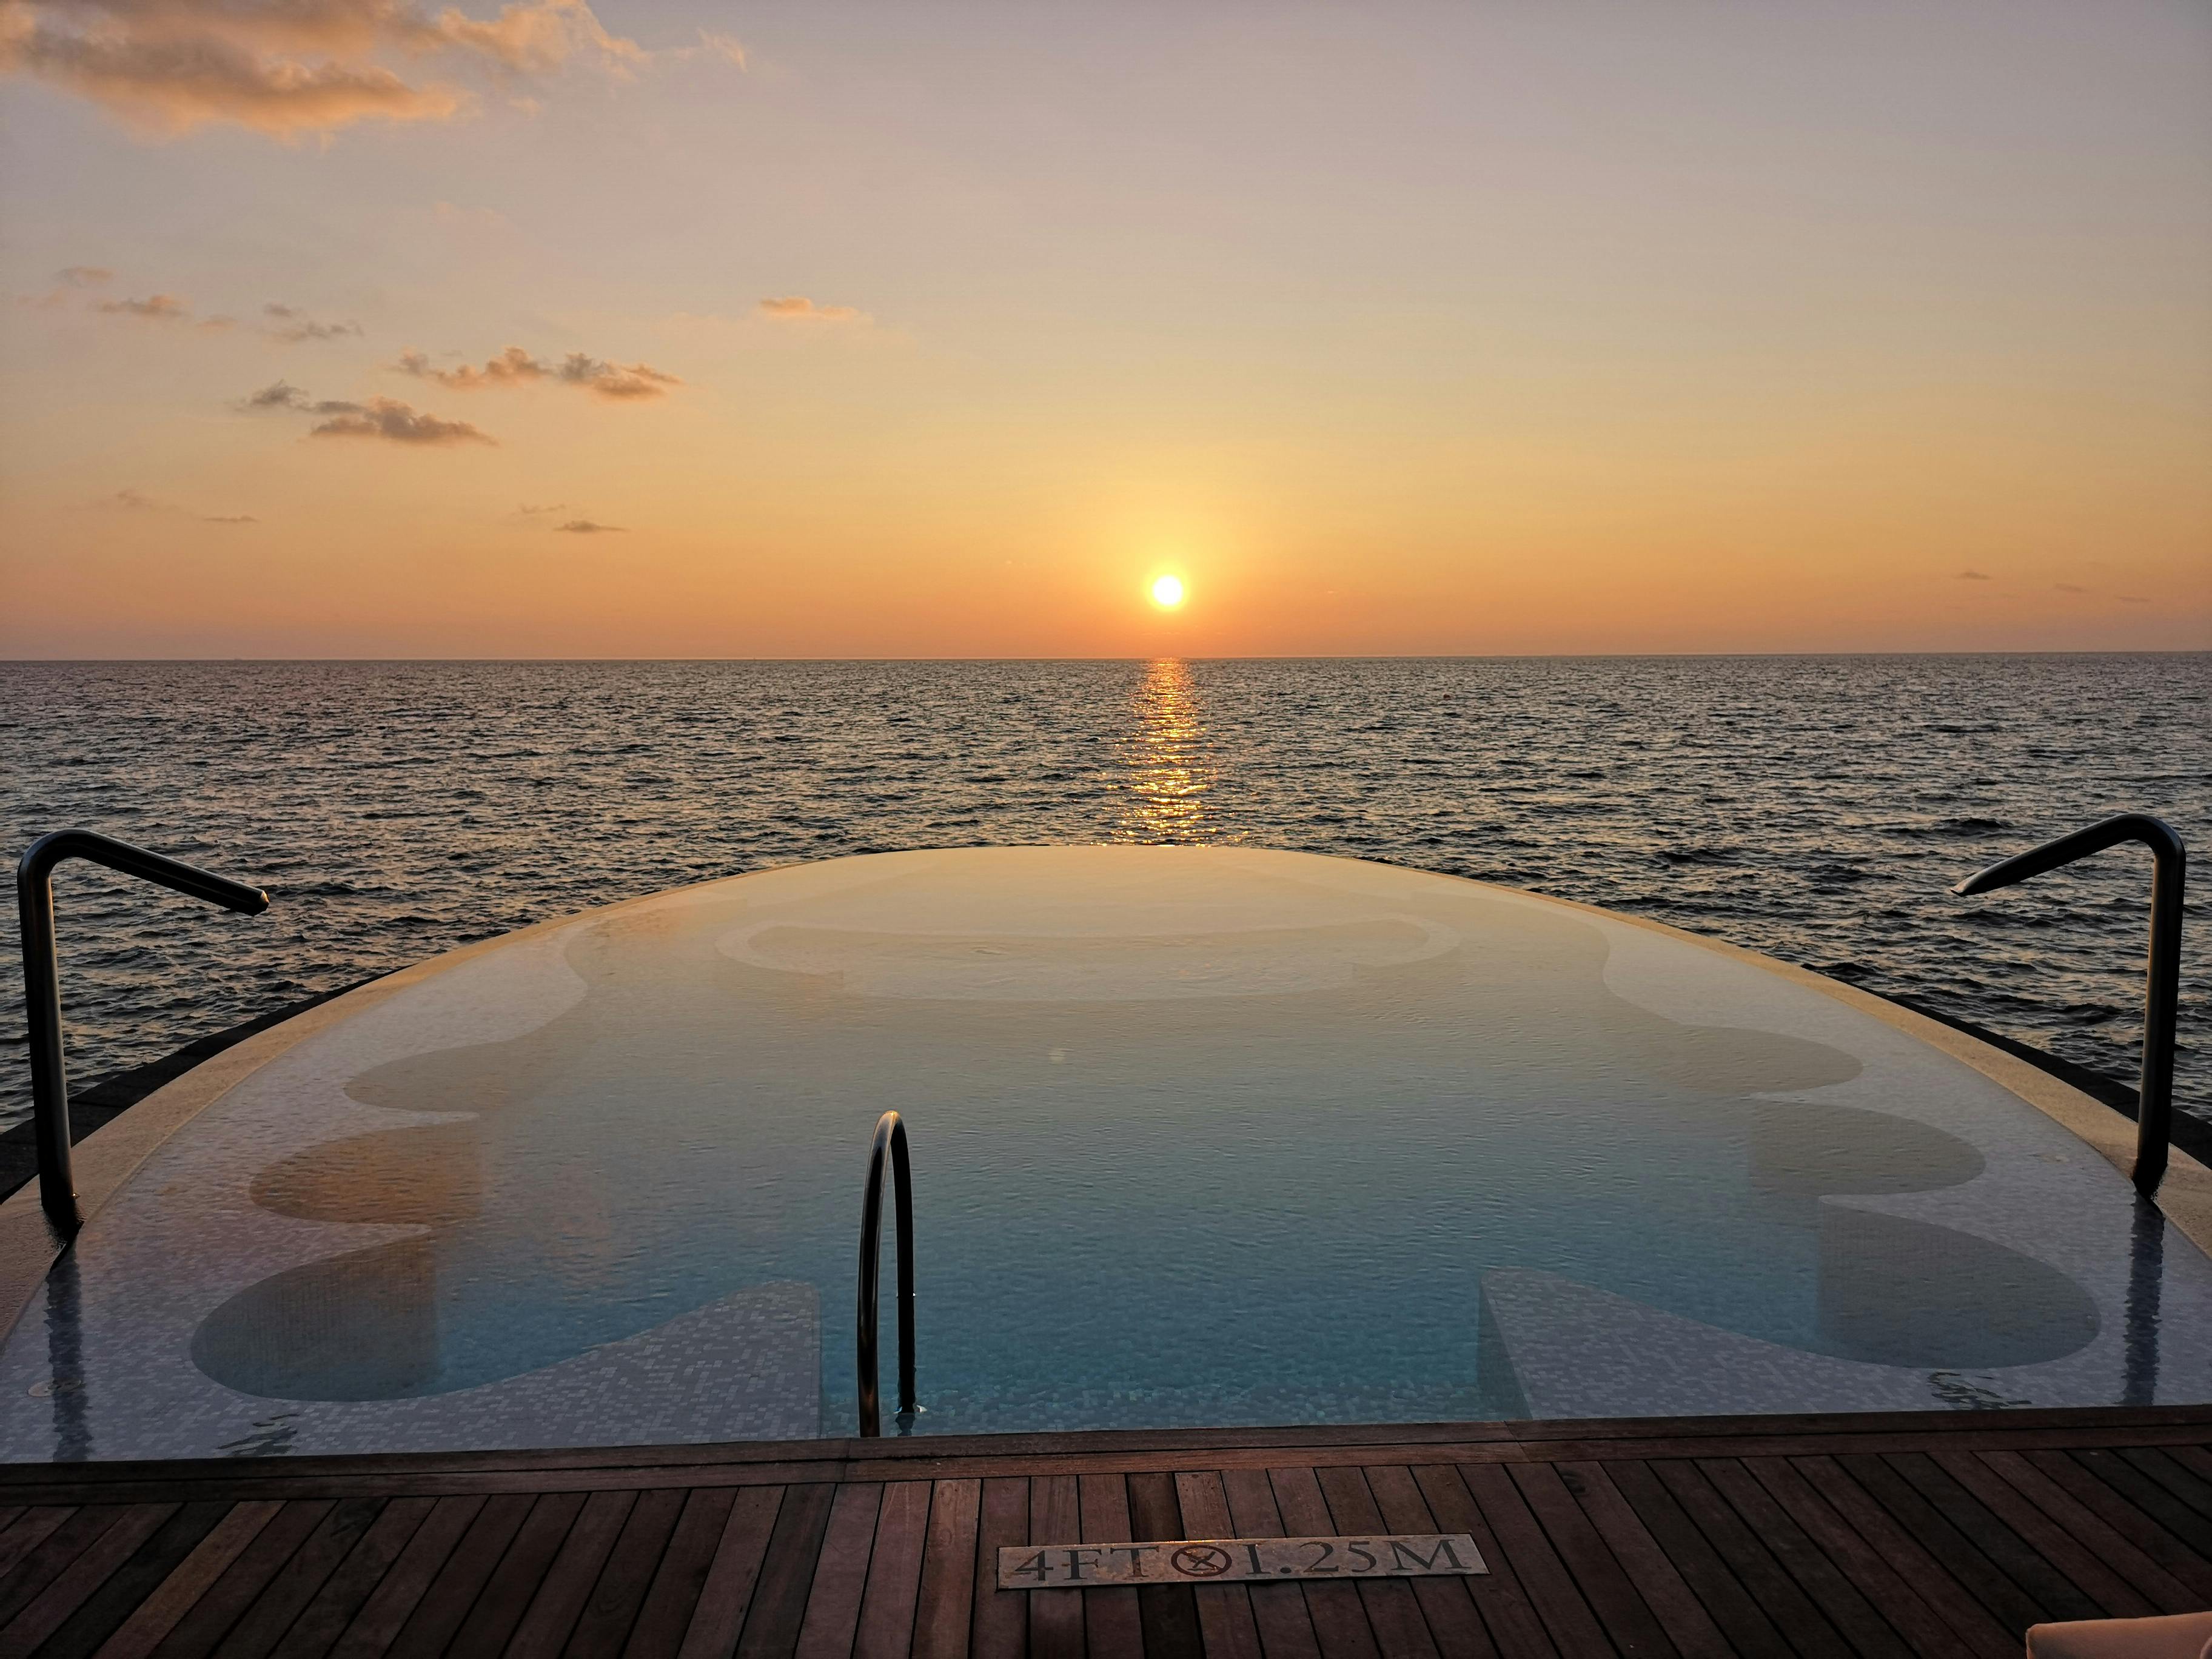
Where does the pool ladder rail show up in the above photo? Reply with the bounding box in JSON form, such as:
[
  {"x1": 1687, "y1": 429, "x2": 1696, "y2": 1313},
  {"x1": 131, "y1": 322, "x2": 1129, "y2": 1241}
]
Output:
[
  {"x1": 1954, "y1": 812, "x2": 2186, "y2": 1197},
  {"x1": 16, "y1": 827, "x2": 927, "y2": 1435},
  {"x1": 856, "y1": 1108, "x2": 919, "y2": 1436},
  {"x1": 15, "y1": 830, "x2": 269, "y2": 1237}
]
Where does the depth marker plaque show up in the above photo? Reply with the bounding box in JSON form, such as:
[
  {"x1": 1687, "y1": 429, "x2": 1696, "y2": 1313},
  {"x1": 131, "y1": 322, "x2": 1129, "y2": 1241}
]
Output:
[{"x1": 999, "y1": 1534, "x2": 1487, "y2": 1589}]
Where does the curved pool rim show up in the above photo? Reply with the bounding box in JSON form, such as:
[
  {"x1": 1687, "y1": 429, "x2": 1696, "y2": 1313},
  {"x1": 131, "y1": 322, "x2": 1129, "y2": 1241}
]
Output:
[{"x1": 5, "y1": 847, "x2": 2205, "y2": 1337}]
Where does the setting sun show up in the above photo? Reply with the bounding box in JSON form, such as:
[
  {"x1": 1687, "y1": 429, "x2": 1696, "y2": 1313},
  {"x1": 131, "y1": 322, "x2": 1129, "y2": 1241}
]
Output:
[{"x1": 1150, "y1": 575, "x2": 1187, "y2": 610}]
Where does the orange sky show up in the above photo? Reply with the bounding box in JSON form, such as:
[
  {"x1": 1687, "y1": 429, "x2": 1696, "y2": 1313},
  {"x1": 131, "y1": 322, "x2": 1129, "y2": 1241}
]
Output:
[{"x1": 3, "y1": 2, "x2": 2208, "y2": 655}]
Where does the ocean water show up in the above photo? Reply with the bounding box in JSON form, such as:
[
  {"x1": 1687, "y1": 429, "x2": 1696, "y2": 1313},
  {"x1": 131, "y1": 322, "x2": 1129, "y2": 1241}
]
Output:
[{"x1": 2, "y1": 655, "x2": 2205, "y2": 1131}]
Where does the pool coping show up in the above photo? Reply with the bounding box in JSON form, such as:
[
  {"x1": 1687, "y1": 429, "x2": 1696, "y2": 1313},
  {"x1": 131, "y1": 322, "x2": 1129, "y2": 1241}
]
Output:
[
  {"x1": 2, "y1": 1399, "x2": 2210, "y2": 1503},
  {"x1": 4, "y1": 857, "x2": 2202, "y2": 1364},
  {"x1": 0, "y1": 900, "x2": 600, "y2": 1348}
]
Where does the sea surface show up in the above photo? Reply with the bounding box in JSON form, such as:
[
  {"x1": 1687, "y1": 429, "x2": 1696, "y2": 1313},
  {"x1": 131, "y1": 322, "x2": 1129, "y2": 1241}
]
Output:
[{"x1": 2, "y1": 655, "x2": 2205, "y2": 1130}]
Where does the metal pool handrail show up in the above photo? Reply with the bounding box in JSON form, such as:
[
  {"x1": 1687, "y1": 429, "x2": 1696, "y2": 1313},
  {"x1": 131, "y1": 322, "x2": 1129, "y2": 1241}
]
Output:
[
  {"x1": 1952, "y1": 813, "x2": 2185, "y2": 1196},
  {"x1": 856, "y1": 1109, "x2": 917, "y2": 1436},
  {"x1": 15, "y1": 830, "x2": 269, "y2": 1236}
]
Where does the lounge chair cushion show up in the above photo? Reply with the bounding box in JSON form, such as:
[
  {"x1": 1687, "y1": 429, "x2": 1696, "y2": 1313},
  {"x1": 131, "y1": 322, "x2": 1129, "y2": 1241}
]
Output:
[{"x1": 2024, "y1": 1613, "x2": 2212, "y2": 1658}]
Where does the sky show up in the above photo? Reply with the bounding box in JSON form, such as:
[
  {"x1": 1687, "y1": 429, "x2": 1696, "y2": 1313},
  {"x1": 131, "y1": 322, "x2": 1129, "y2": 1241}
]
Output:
[{"x1": 1, "y1": 1, "x2": 2208, "y2": 657}]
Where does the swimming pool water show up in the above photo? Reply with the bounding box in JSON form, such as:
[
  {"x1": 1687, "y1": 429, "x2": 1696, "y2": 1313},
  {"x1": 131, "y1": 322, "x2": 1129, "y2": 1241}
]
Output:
[{"x1": 7, "y1": 846, "x2": 2198, "y2": 1461}]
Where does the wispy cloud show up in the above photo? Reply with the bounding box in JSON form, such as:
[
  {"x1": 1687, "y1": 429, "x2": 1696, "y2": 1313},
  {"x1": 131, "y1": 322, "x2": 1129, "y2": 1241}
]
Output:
[
  {"x1": 0, "y1": 25, "x2": 464, "y2": 136},
  {"x1": 757, "y1": 295, "x2": 868, "y2": 325},
  {"x1": 21, "y1": 276, "x2": 228, "y2": 319},
  {"x1": 517, "y1": 501, "x2": 565, "y2": 515},
  {"x1": 397, "y1": 345, "x2": 536, "y2": 388},
  {"x1": 2050, "y1": 580, "x2": 2153, "y2": 605},
  {"x1": 652, "y1": 27, "x2": 742, "y2": 67},
  {"x1": 73, "y1": 287, "x2": 233, "y2": 329},
  {"x1": 310, "y1": 398, "x2": 493, "y2": 444},
  {"x1": 685, "y1": 29, "x2": 743, "y2": 66},
  {"x1": 241, "y1": 380, "x2": 492, "y2": 444},
  {"x1": 95, "y1": 292, "x2": 189, "y2": 320},
  {"x1": 106, "y1": 486, "x2": 255, "y2": 522},
  {"x1": 552, "y1": 517, "x2": 623, "y2": 533},
  {"x1": 397, "y1": 344, "x2": 679, "y2": 400},
  {"x1": 560, "y1": 355, "x2": 678, "y2": 399},
  {"x1": 243, "y1": 380, "x2": 359, "y2": 414},
  {"x1": 1954, "y1": 569, "x2": 1992, "y2": 581},
  {"x1": 264, "y1": 303, "x2": 362, "y2": 342},
  {"x1": 0, "y1": 0, "x2": 671, "y2": 138}
]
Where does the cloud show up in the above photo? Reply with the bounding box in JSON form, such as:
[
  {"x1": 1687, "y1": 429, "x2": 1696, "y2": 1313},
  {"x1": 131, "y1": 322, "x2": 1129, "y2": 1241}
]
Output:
[
  {"x1": 2053, "y1": 581, "x2": 2151, "y2": 605},
  {"x1": 0, "y1": 0, "x2": 665, "y2": 138},
  {"x1": 86, "y1": 289, "x2": 232, "y2": 327},
  {"x1": 241, "y1": 380, "x2": 491, "y2": 443},
  {"x1": 397, "y1": 344, "x2": 679, "y2": 399},
  {"x1": 24, "y1": 278, "x2": 223, "y2": 319},
  {"x1": 309, "y1": 397, "x2": 492, "y2": 444},
  {"x1": 552, "y1": 517, "x2": 622, "y2": 532},
  {"x1": 557, "y1": 352, "x2": 677, "y2": 398},
  {"x1": 397, "y1": 344, "x2": 540, "y2": 388},
  {"x1": 757, "y1": 295, "x2": 868, "y2": 324},
  {"x1": 241, "y1": 378, "x2": 360, "y2": 413},
  {"x1": 516, "y1": 501, "x2": 563, "y2": 514},
  {"x1": 692, "y1": 29, "x2": 742, "y2": 65},
  {"x1": 264, "y1": 301, "x2": 362, "y2": 341},
  {"x1": 107, "y1": 486, "x2": 255, "y2": 521},
  {"x1": 668, "y1": 27, "x2": 741, "y2": 66},
  {"x1": 0, "y1": 19, "x2": 464, "y2": 135},
  {"x1": 95, "y1": 292, "x2": 188, "y2": 319},
  {"x1": 1954, "y1": 569, "x2": 1991, "y2": 581},
  {"x1": 400, "y1": 345, "x2": 501, "y2": 386},
  {"x1": 425, "y1": 0, "x2": 644, "y2": 75}
]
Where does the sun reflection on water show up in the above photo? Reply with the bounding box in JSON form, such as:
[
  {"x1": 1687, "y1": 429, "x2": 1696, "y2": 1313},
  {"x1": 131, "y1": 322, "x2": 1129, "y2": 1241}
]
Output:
[{"x1": 1119, "y1": 658, "x2": 1215, "y2": 842}]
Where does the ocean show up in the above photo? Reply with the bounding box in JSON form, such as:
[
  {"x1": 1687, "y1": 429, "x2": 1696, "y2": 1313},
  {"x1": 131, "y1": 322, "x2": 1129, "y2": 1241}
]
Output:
[{"x1": 2, "y1": 655, "x2": 2205, "y2": 1129}]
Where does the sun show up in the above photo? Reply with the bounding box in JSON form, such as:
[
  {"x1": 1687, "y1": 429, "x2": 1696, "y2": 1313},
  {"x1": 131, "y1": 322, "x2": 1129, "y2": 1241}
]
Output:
[{"x1": 1149, "y1": 574, "x2": 1187, "y2": 609}]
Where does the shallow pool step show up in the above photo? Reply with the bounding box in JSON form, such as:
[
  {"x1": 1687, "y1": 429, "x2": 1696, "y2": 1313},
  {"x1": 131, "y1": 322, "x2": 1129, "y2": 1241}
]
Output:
[{"x1": 1481, "y1": 1268, "x2": 2037, "y2": 1418}]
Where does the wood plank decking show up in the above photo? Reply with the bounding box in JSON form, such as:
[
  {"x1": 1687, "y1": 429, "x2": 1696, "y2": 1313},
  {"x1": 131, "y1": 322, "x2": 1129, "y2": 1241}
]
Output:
[{"x1": 2, "y1": 1406, "x2": 2210, "y2": 1657}]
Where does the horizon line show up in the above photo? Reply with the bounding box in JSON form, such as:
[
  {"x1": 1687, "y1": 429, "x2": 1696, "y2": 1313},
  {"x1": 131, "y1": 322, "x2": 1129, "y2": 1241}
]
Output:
[{"x1": 2, "y1": 649, "x2": 2208, "y2": 666}]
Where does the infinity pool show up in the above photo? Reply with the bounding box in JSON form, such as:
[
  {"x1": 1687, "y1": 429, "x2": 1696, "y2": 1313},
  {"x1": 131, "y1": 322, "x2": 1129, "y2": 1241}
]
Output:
[{"x1": 4, "y1": 847, "x2": 2207, "y2": 1460}]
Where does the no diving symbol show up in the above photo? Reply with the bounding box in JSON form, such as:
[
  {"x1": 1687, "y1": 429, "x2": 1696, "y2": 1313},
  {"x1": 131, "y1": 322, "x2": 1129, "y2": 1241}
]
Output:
[{"x1": 1171, "y1": 1545, "x2": 1232, "y2": 1578}]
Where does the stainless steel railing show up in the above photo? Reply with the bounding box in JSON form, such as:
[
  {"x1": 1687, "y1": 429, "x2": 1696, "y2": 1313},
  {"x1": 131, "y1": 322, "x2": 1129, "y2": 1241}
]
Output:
[
  {"x1": 1954, "y1": 813, "x2": 2185, "y2": 1195},
  {"x1": 856, "y1": 1108, "x2": 917, "y2": 1436},
  {"x1": 15, "y1": 830, "x2": 268, "y2": 1235}
]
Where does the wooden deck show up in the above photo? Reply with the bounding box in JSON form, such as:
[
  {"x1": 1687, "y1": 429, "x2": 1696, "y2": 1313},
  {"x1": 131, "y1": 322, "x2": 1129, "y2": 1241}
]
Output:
[{"x1": 2, "y1": 1407, "x2": 2210, "y2": 1657}]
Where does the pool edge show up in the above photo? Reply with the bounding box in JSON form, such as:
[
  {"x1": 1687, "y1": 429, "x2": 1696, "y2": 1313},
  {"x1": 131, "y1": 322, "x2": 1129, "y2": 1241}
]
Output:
[
  {"x1": 5, "y1": 853, "x2": 2200, "y2": 1363},
  {"x1": 1542, "y1": 888, "x2": 2212, "y2": 1259},
  {"x1": 0, "y1": 880, "x2": 700, "y2": 1347},
  {"x1": 2, "y1": 1400, "x2": 2211, "y2": 1500}
]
